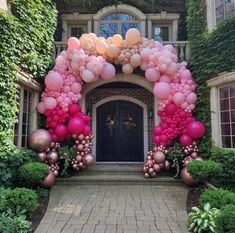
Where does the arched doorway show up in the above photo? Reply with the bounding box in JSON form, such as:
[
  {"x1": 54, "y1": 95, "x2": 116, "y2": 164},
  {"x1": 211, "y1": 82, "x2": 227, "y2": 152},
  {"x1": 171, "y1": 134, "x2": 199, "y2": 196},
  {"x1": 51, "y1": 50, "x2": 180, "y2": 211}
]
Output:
[{"x1": 96, "y1": 100, "x2": 144, "y2": 162}]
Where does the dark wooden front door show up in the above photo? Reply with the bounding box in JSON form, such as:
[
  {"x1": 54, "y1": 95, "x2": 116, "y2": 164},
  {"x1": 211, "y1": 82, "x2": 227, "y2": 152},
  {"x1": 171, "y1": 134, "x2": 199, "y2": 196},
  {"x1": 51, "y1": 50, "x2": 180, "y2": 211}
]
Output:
[{"x1": 96, "y1": 100, "x2": 144, "y2": 162}]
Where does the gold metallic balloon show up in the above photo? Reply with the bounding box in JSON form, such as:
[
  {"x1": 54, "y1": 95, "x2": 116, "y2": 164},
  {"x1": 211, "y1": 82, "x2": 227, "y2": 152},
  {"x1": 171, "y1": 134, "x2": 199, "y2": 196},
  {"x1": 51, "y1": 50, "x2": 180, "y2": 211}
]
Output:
[
  {"x1": 181, "y1": 168, "x2": 199, "y2": 186},
  {"x1": 28, "y1": 129, "x2": 52, "y2": 152},
  {"x1": 83, "y1": 153, "x2": 95, "y2": 166}
]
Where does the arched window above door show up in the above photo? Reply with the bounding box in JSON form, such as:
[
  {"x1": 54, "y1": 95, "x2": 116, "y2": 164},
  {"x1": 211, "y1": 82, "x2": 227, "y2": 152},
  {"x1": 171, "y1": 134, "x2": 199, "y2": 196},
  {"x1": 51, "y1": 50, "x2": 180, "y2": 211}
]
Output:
[{"x1": 99, "y1": 12, "x2": 140, "y2": 38}]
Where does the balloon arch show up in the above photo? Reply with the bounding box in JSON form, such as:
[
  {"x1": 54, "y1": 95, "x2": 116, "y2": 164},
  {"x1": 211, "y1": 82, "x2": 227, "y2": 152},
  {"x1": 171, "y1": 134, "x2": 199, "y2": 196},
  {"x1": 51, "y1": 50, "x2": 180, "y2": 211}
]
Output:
[{"x1": 29, "y1": 28, "x2": 205, "y2": 186}]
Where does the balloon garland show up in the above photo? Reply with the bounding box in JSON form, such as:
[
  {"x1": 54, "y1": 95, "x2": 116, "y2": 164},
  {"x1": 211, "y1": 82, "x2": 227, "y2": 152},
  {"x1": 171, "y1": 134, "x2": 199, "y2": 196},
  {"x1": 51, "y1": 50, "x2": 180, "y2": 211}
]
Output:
[{"x1": 29, "y1": 28, "x2": 205, "y2": 186}]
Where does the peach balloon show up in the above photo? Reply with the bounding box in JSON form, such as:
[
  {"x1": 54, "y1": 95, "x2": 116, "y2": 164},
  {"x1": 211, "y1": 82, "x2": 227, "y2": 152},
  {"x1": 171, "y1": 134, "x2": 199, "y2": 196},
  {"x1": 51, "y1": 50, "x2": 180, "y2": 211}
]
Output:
[
  {"x1": 130, "y1": 54, "x2": 141, "y2": 67},
  {"x1": 122, "y1": 63, "x2": 134, "y2": 74},
  {"x1": 125, "y1": 28, "x2": 141, "y2": 45},
  {"x1": 106, "y1": 44, "x2": 119, "y2": 58},
  {"x1": 112, "y1": 34, "x2": 123, "y2": 46},
  {"x1": 95, "y1": 40, "x2": 107, "y2": 54}
]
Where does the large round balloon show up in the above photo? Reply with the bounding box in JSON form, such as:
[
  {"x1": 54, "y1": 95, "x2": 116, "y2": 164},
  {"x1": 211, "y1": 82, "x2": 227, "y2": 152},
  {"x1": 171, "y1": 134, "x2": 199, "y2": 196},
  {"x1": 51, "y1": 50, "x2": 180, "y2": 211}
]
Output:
[
  {"x1": 180, "y1": 134, "x2": 193, "y2": 146},
  {"x1": 83, "y1": 154, "x2": 95, "y2": 166},
  {"x1": 45, "y1": 71, "x2": 63, "y2": 91},
  {"x1": 187, "y1": 121, "x2": 205, "y2": 139},
  {"x1": 29, "y1": 129, "x2": 52, "y2": 152},
  {"x1": 68, "y1": 117, "x2": 85, "y2": 134},
  {"x1": 42, "y1": 171, "x2": 55, "y2": 188},
  {"x1": 153, "y1": 82, "x2": 171, "y2": 100},
  {"x1": 152, "y1": 151, "x2": 165, "y2": 164},
  {"x1": 181, "y1": 167, "x2": 199, "y2": 186},
  {"x1": 126, "y1": 28, "x2": 140, "y2": 45}
]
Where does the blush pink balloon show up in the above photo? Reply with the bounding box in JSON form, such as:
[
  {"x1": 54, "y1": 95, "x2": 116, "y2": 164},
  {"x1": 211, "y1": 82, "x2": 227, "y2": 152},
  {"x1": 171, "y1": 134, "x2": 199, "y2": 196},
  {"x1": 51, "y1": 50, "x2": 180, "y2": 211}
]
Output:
[
  {"x1": 173, "y1": 92, "x2": 185, "y2": 105},
  {"x1": 180, "y1": 134, "x2": 193, "y2": 146},
  {"x1": 44, "y1": 97, "x2": 57, "y2": 110},
  {"x1": 145, "y1": 68, "x2": 160, "y2": 82},
  {"x1": 181, "y1": 69, "x2": 191, "y2": 79},
  {"x1": 159, "y1": 74, "x2": 171, "y2": 83},
  {"x1": 67, "y1": 37, "x2": 80, "y2": 50},
  {"x1": 82, "y1": 70, "x2": 95, "y2": 83},
  {"x1": 54, "y1": 124, "x2": 68, "y2": 139},
  {"x1": 71, "y1": 82, "x2": 82, "y2": 94},
  {"x1": 45, "y1": 71, "x2": 63, "y2": 91},
  {"x1": 153, "y1": 82, "x2": 171, "y2": 100},
  {"x1": 68, "y1": 117, "x2": 85, "y2": 134},
  {"x1": 187, "y1": 121, "x2": 205, "y2": 139},
  {"x1": 101, "y1": 63, "x2": 116, "y2": 80},
  {"x1": 186, "y1": 92, "x2": 197, "y2": 104},
  {"x1": 37, "y1": 102, "x2": 46, "y2": 114},
  {"x1": 140, "y1": 48, "x2": 151, "y2": 61}
]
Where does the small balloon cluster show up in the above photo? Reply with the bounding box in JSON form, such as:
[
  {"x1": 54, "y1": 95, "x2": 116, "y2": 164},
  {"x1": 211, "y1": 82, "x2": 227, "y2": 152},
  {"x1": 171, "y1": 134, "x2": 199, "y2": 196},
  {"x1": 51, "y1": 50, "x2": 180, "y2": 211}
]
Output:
[
  {"x1": 71, "y1": 134, "x2": 94, "y2": 171},
  {"x1": 143, "y1": 146, "x2": 170, "y2": 178}
]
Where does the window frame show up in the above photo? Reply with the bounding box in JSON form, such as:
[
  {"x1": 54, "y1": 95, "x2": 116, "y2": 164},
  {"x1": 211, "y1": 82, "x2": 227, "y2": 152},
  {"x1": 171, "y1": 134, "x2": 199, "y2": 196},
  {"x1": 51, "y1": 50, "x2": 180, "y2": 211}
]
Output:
[
  {"x1": 215, "y1": 0, "x2": 235, "y2": 23},
  {"x1": 152, "y1": 23, "x2": 172, "y2": 41}
]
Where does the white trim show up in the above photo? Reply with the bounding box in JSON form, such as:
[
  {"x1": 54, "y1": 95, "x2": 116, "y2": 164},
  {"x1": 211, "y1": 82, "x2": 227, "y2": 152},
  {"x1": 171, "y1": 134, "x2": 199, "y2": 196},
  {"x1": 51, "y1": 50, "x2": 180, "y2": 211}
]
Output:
[
  {"x1": 207, "y1": 71, "x2": 235, "y2": 147},
  {"x1": 79, "y1": 73, "x2": 160, "y2": 125},
  {"x1": 92, "y1": 95, "x2": 148, "y2": 161},
  {"x1": 206, "y1": 0, "x2": 216, "y2": 31}
]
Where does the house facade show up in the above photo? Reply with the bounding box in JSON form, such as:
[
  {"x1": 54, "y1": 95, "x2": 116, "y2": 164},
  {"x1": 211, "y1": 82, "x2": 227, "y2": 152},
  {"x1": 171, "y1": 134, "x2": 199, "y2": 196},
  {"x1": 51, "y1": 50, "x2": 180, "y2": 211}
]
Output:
[{"x1": 1, "y1": 0, "x2": 235, "y2": 161}]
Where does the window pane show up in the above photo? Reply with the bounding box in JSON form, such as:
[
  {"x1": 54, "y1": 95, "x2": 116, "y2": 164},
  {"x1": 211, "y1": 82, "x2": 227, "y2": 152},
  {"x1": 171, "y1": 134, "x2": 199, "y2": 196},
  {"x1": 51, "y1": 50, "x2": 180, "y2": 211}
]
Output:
[
  {"x1": 221, "y1": 123, "x2": 231, "y2": 135},
  {"x1": 232, "y1": 123, "x2": 235, "y2": 135},
  {"x1": 70, "y1": 26, "x2": 86, "y2": 38},
  {"x1": 230, "y1": 85, "x2": 235, "y2": 97},
  {"x1": 220, "y1": 99, "x2": 229, "y2": 111},
  {"x1": 233, "y1": 137, "x2": 235, "y2": 148},
  {"x1": 102, "y1": 13, "x2": 136, "y2": 20},
  {"x1": 231, "y1": 111, "x2": 235, "y2": 122},
  {"x1": 100, "y1": 23, "x2": 118, "y2": 38},
  {"x1": 230, "y1": 97, "x2": 235, "y2": 109},
  {"x1": 221, "y1": 111, "x2": 230, "y2": 123},
  {"x1": 220, "y1": 86, "x2": 229, "y2": 99},
  {"x1": 222, "y1": 136, "x2": 231, "y2": 148},
  {"x1": 152, "y1": 26, "x2": 169, "y2": 42},
  {"x1": 121, "y1": 23, "x2": 140, "y2": 38}
]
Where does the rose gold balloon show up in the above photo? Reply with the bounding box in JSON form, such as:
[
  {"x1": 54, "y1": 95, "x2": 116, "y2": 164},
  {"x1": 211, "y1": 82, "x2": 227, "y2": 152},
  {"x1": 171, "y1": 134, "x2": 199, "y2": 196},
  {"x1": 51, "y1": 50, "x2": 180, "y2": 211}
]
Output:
[
  {"x1": 195, "y1": 157, "x2": 203, "y2": 161},
  {"x1": 147, "y1": 155, "x2": 152, "y2": 160},
  {"x1": 151, "y1": 172, "x2": 157, "y2": 178},
  {"x1": 78, "y1": 134, "x2": 85, "y2": 141},
  {"x1": 144, "y1": 173, "x2": 149, "y2": 178},
  {"x1": 73, "y1": 164, "x2": 78, "y2": 169},
  {"x1": 153, "y1": 147, "x2": 157, "y2": 152},
  {"x1": 152, "y1": 151, "x2": 165, "y2": 164},
  {"x1": 77, "y1": 144, "x2": 84, "y2": 152},
  {"x1": 181, "y1": 168, "x2": 199, "y2": 186},
  {"x1": 191, "y1": 152, "x2": 198, "y2": 159},
  {"x1": 148, "y1": 168, "x2": 154, "y2": 174},
  {"x1": 38, "y1": 152, "x2": 47, "y2": 162},
  {"x1": 54, "y1": 170, "x2": 59, "y2": 176},
  {"x1": 153, "y1": 164, "x2": 160, "y2": 172},
  {"x1": 159, "y1": 163, "x2": 164, "y2": 169},
  {"x1": 42, "y1": 171, "x2": 55, "y2": 188},
  {"x1": 78, "y1": 162, "x2": 83, "y2": 168},
  {"x1": 164, "y1": 160, "x2": 171, "y2": 170},
  {"x1": 47, "y1": 151, "x2": 58, "y2": 164},
  {"x1": 84, "y1": 154, "x2": 95, "y2": 166},
  {"x1": 147, "y1": 159, "x2": 153, "y2": 167},
  {"x1": 28, "y1": 129, "x2": 52, "y2": 152},
  {"x1": 76, "y1": 155, "x2": 82, "y2": 162},
  {"x1": 143, "y1": 167, "x2": 147, "y2": 172}
]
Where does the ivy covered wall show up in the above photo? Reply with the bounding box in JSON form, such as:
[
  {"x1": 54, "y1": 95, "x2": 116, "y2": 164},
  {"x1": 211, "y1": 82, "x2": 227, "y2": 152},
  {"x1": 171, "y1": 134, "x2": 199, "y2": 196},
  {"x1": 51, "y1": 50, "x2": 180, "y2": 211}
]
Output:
[
  {"x1": 186, "y1": 0, "x2": 235, "y2": 157},
  {"x1": 0, "y1": 0, "x2": 57, "y2": 158}
]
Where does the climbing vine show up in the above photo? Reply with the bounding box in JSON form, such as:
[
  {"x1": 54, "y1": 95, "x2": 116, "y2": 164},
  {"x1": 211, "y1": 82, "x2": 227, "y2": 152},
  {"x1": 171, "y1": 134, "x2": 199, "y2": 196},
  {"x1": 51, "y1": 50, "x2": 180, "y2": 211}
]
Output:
[
  {"x1": 0, "y1": 0, "x2": 57, "y2": 158},
  {"x1": 186, "y1": 0, "x2": 235, "y2": 158}
]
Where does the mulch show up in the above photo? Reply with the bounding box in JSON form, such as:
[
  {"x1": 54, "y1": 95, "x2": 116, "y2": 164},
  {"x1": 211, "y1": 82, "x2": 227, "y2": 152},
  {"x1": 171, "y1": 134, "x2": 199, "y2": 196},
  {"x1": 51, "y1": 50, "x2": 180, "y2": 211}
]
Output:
[
  {"x1": 186, "y1": 188, "x2": 201, "y2": 212},
  {"x1": 30, "y1": 196, "x2": 49, "y2": 232}
]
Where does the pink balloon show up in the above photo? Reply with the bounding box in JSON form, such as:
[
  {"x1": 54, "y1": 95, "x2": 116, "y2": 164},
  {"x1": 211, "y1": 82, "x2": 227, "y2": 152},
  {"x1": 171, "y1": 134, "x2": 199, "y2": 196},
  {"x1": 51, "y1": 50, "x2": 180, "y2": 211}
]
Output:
[
  {"x1": 101, "y1": 63, "x2": 116, "y2": 80},
  {"x1": 140, "y1": 48, "x2": 151, "y2": 61},
  {"x1": 181, "y1": 69, "x2": 191, "y2": 79},
  {"x1": 159, "y1": 74, "x2": 171, "y2": 83},
  {"x1": 187, "y1": 121, "x2": 205, "y2": 139},
  {"x1": 180, "y1": 134, "x2": 193, "y2": 146},
  {"x1": 54, "y1": 124, "x2": 68, "y2": 139},
  {"x1": 71, "y1": 82, "x2": 82, "y2": 94},
  {"x1": 44, "y1": 97, "x2": 57, "y2": 110},
  {"x1": 153, "y1": 82, "x2": 171, "y2": 100},
  {"x1": 173, "y1": 92, "x2": 185, "y2": 105},
  {"x1": 145, "y1": 68, "x2": 160, "y2": 82},
  {"x1": 186, "y1": 92, "x2": 197, "y2": 104},
  {"x1": 83, "y1": 125, "x2": 92, "y2": 136},
  {"x1": 67, "y1": 37, "x2": 80, "y2": 50},
  {"x1": 153, "y1": 126, "x2": 162, "y2": 135},
  {"x1": 68, "y1": 117, "x2": 85, "y2": 134},
  {"x1": 45, "y1": 71, "x2": 63, "y2": 91},
  {"x1": 37, "y1": 102, "x2": 46, "y2": 114},
  {"x1": 68, "y1": 104, "x2": 81, "y2": 116},
  {"x1": 165, "y1": 103, "x2": 177, "y2": 115},
  {"x1": 82, "y1": 70, "x2": 95, "y2": 83},
  {"x1": 153, "y1": 135, "x2": 161, "y2": 144}
]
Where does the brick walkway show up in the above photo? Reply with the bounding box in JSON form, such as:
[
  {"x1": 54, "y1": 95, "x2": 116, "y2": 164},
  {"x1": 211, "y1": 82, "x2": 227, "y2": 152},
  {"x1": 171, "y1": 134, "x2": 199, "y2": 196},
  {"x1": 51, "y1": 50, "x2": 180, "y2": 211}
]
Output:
[{"x1": 35, "y1": 185, "x2": 188, "y2": 233}]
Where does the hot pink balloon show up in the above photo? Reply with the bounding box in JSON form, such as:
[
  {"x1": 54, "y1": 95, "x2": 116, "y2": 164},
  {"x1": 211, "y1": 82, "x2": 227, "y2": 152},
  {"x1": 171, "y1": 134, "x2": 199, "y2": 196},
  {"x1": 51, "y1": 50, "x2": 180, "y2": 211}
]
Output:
[
  {"x1": 37, "y1": 102, "x2": 46, "y2": 114},
  {"x1": 54, "y1": 124, "x2": 68, "y2": 139},
  {"x1": 173, "y1": 92, "x2": 185, "y2": 105},
  {"x1": 101, "y1": 63, "x2": 116, "y2": 80},
  {"x1": 67, "y1": 37, "x2": 80, "y2": 50},
  {"x1": 186, "y1": 92, "x2": 197, "y2": 104},
  {"x1": 68, "y1": 104, "x2": 81, "y2": 116},
  {"x1": 187, "y1": 121, "x2": 205, "y2": 139},
  {"x1": 45, "y1": 71, "x2": 63, "y2": 91},
  {"x1": 44, "y1": 97, "x2": 57, "y2": 110},
  {"x1": 180, "y1": 134, "x2": 193, "y2": 146},
  {"x1": 83, "y1": 125, "x2": 92, "y2": 136},
  {"x1": 153, "y1": 82, "x2": 171, "y2": 100},
  {"x1": 145, "y1": 68, "x2": 160, "y2": 82},
  {"x1": 153, "y1": 126, "x2": 162, "y2": 135},
  {"x1": 71, "y1": 82, "x2": 82, "y2": 94},
  {"x1": 165, "y1": 103, "x2": 177, "y2": 115},
  {"x1": 68, "y1": 117, "x2": 85, "y2": 134}
]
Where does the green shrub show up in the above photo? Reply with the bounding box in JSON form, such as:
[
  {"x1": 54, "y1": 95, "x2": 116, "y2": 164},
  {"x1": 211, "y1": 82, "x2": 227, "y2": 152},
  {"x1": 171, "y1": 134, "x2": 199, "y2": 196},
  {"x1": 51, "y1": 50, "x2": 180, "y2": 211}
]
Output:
[
  {"x1": 0, "y1": 188, "x2": 38, "y2": 217},
  {"x1": 19, "y1": 162, "x2": 49, "y2": 187},
  {"x1": 0, "y1": 149, "x2": 38, "y2": 187},
  {"x1": 187, "y1": 160, "x2": 221, "y2": 182},
  {"x1": 216, "y1": 204, "x2": 235, "y2": 233},
  {"x1": 200, "y1": 189, "x2": 235, "y2": 209},
  {"x1": 188, "y1": 203, "x2": 220, "y2": 233},
  {"x1": 211, "y1": 148, "x2": 235, "y2": 190},
  {"x1": 0, "y1": 209, "x2": 32, "y2": 233}
]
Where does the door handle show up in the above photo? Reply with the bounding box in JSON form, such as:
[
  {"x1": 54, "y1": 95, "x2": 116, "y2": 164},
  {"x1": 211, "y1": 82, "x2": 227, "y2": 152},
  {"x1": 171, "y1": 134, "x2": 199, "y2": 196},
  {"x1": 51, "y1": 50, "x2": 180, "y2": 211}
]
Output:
[{"x1": 122, "y1": 116, "x2": 136, "y2": 130}]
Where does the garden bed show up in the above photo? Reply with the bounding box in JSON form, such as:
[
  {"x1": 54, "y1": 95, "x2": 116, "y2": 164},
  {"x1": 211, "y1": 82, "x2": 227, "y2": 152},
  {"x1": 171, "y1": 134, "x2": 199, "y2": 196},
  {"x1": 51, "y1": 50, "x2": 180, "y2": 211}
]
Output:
[{"x1": 186, "y1": 188, "x2": 201, "y2": 212}]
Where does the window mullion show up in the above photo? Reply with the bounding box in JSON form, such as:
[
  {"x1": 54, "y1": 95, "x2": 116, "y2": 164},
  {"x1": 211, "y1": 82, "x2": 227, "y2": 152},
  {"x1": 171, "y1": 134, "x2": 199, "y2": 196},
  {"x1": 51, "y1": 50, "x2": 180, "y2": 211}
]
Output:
[{"x1": 18, "y1": 88, "x2": 24, "y2": 148}]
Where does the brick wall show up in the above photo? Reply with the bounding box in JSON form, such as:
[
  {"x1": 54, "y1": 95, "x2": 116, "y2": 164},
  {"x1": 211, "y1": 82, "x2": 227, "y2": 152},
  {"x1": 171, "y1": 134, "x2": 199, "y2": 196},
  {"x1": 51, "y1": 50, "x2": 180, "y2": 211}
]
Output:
[{"x1": 86, "y1": 84, "x2": 155, "y2": 150}]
